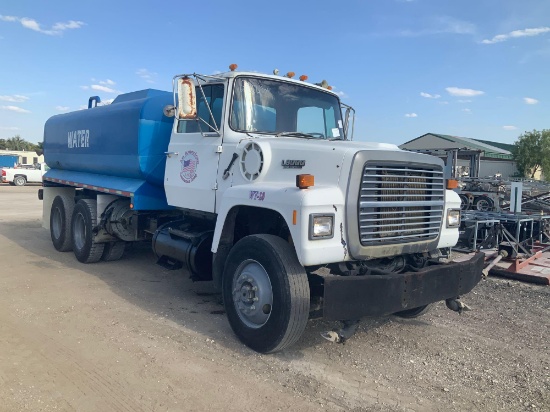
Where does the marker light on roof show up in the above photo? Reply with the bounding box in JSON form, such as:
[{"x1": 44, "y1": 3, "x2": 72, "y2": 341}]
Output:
[
  {"x1": 273, "y1": 69, "x2": 279, "y2": 75},
  {"x1": 229, "y1": 63, "x2": 238, "y2": 71},
  {"x1": 286, "y1": 72, "x2": 295, "y2": 78},
  {"x1": 327, "y1": 86, "x2": 333, "y2": 90},
  {"x1": 299, "y1": 75, "x2": 308, "y2": 81}
]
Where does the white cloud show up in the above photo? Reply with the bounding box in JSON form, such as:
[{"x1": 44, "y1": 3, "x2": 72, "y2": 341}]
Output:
[
  {"x1": 524, "y1": 97, "x2": 539, "y2": 105},
  {"x1": 482, "y1": 27, "x2": 550, "y2": 44},
  {"x1": 1, "y1": 105, "x2": 31, "y2": 113},
  {"x1": 0, "y1": 15, "x2": 85, "y2": 36},
  {"x1": 81, "y1": 80, "x2": 120, "y2": 94},
  {"x1": 0, "y1": 126, "x2": 19, "y2": 130},
  {"x1": 52, "y1": 21, "x2": 85, "y2": 31},
  {"x1": 503, "y1": 125, "x2": 518, "y2": 130},
  {"x1": 99, "y1": 98, "x2": 114, "y2": 106},
  {"x1": 420, "y1": 92, "x2": 440, "y2": 99},
  {"x1": 136, "y1": 69, "x2": 157, "y2": 84},
  {"x1": 446, "y1": 87, "x2": 484, "y2": 97},
  {"x1": 438, "y1": 101, "x2": 449, "y2": 105},
  {"x1": 0, "y1": 94, "x2": 29, "y2": 103},
  {"x1": 91, "y1": 85, "x2": 118, "y2": 93},
  {"x1": 0, "y1": 15, "x2": 18, "y2": 22},
  {"x1": 462, "y1": 108, "x2": 472, "y2": 114},
  {"x1": 405, "y1": 113, "x2": 418, "y2": 118},
  {"x1": 458, "y1": 99, "x2": 472, "y2": 103},
  {"x1": 55, "y1": 106, "x2": 70, "y2": 111}
]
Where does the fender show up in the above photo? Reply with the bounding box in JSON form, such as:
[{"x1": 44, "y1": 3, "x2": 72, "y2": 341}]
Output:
[{"x1": 212, "y1": 184, "x2": 348, "y2": 266}]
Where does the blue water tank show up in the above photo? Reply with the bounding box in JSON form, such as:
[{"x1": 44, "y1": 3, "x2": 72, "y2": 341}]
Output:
[{"x1": 44, "y1": 89, "x2": 173, "y2": 188}]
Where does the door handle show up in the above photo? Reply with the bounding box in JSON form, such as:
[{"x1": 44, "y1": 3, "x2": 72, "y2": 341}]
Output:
[{"x1": 165, "y1": 151, "x2": 179, "y2": 158}]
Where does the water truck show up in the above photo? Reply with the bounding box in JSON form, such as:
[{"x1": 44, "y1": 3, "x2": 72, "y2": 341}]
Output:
[{"x1": 41, "y1": 65, "x2": 484, "y2": 353}]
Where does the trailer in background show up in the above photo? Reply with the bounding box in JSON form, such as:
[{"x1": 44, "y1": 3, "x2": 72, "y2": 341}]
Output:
[{"x1": 0, "y1": 155, "x2": 18, "y2": 169}]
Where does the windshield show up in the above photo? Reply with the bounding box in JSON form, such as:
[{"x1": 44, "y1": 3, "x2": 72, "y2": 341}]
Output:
[{"x1": 230, "y1": 77, "x2": 345, "y2": 140}]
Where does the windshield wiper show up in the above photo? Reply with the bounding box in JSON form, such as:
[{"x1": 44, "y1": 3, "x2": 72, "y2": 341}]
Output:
[{"x1": 276, "y1": 132, "x2": 315, "y2": 139}]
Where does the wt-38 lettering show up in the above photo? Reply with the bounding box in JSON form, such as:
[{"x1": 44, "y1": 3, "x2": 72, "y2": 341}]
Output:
[{"x1": 249, "y1": 191, "x2": 266, "y2": 201}]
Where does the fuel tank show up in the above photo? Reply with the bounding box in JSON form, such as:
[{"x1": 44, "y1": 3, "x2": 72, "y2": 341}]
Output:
[{"x1": 44, "y1": 89, "x2": 173, "y2": 187}]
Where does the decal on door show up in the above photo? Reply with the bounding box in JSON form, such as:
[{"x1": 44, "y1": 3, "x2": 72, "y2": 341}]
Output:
[{"x1": 180, "y1": 150, "x2": 199, "y2": 183}]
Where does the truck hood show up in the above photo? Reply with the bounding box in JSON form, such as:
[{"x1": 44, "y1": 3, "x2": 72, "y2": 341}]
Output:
[{"x1": 232, "y1": 137, "x2": 408, "y2": 189}]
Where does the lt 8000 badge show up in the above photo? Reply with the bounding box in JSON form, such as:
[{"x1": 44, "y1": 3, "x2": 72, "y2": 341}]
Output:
[{"x1": 180, "y1": 151, "x2": 199, "y2": 183}]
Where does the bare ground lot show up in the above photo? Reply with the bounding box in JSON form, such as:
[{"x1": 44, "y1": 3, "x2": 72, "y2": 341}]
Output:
[{"x1": 0, "y1": 185, "x2": 548, "y2": 412}]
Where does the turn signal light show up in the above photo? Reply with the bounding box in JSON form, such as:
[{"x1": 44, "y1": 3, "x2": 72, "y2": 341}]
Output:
[
  {"x1": 446, "y1": 179, "x2": 459, "y2": 189},
  {"x1": 296, "y1": 174, "x2": 314, "y2": 189}
]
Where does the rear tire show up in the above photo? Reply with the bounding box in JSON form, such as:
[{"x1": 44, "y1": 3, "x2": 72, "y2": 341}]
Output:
[
  {"x1": 50, "y1": 195, "x2": 74, "y2": 252},
  {"x1": 101, "y1": 241, "x2": 126, "y2": 261},
  {"x1": 13, "y1": 176, "x2": 26, "y2": 186},
  {"x1": 71, "y1": 199, "x2": 105, "y2": 263},
  {"x1": 222, "y1": 234, "x2": 310, "y2": 353}
]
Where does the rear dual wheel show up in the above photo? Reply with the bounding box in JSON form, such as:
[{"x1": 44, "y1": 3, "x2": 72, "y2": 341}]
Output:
[
  {"x1": 50, "y1": 195, "x2": 75, "y2": 252},
  {"x1": 51, "y1": 196, "x2": 126, "y2": 262},
  {"x1": 71, "y1": 199, "x2": 105, "y2": 263}
]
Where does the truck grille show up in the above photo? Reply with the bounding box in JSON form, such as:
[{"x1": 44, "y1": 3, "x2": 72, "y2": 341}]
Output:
[{"x1": 359, "y1": 163, "x2": 444, "y2": 246}]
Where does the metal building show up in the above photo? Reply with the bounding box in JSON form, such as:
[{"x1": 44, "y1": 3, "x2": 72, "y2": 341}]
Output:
[{"x1": 399, "y1": 133, "x2": 518, "y2": 179}]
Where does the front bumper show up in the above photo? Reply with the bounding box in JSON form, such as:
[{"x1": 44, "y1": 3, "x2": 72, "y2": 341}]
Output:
[{"x1": 322, "y1": 252, "x2": 484, "y2": 320}]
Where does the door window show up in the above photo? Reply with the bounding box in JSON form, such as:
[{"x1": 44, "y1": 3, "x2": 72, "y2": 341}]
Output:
[{"x1": 177, "y1": 84, "x2": 224, "y2": 133}]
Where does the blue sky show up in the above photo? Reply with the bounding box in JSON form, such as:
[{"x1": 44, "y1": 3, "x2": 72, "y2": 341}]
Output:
[{"x1": 0, "y1": 0, "x2": 548, "y2": 145}]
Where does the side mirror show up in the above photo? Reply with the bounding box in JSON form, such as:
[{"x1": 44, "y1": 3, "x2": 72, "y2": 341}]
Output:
[
  {"x1": 343, "y1": 107, "x2": 350, "y2": 136},
  {"x1": 177, "y1": 77, "x2": 197, "y2": 119}
]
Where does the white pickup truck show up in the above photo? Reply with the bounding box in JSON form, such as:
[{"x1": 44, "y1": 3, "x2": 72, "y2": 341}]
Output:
[{"x1": 1, "y1": 163, "x2": 49, "y2": 186}]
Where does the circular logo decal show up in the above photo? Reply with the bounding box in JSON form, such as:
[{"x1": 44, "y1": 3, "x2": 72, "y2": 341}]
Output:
[{"x1": 180, "y1": 150, "x2": 199, "y2": 183}]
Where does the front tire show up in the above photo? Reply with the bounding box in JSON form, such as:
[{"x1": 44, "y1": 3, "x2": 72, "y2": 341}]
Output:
[
  {"x1": 71, "y1": 199, "x2": 105, "y2": 263},
  {"x1": 13, "y1": 176, "x2": 26, "y2": 186},
  {"x1": 222, "y1": 234, "x2": 310, "y2": 353},
  {"x1": 50, "y1": 194, "x2": 74, "y2": 252}
]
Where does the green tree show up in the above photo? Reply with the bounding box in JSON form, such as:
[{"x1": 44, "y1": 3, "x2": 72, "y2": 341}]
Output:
[
  {"x1": 513, "y1": 129, "x2": 550, "y2": 179},
  {"x1": 6, "y1": 135, "x2": 27, "y2": 150},
  {"x1": 34, "y1": 141, "x2": 44, "y2": 156},
  {"x1": 0, "y1": 138, "x2": 7, "y2": 150}
]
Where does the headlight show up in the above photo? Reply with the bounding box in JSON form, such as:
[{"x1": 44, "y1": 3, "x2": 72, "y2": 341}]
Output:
[
  {"x1": 309, "y1": 214, "x2": 334, "y2": 239},
  {"x1": 446, "y1": 209, "x2": 461, "y2": 228}
]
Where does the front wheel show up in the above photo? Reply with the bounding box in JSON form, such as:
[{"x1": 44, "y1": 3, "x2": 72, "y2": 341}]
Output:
[{"x1": 222, "y1": 234, "x2": 310, "y2": 353}]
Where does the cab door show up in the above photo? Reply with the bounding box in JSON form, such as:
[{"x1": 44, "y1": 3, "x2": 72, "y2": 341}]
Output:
[{"x1": 164, "y1": 84, "x2": 225, "y2": 212}]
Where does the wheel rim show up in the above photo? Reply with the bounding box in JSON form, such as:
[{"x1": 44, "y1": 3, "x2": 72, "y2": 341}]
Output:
[
  {"x1": 52, "y1": 207, "x2": 62, "y2": 239},
  {"x1": 232, "y1": 259, "x2": 273, "y2": 329},
  {"x1": 73, "y1": 212, "x2": 87, "y2": 250}
]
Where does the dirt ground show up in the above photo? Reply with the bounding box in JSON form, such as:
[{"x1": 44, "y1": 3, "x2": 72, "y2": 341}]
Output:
[{"x1": 0, "y1": 185, "x2": 548, "y2": 412}]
